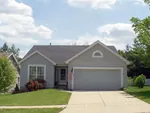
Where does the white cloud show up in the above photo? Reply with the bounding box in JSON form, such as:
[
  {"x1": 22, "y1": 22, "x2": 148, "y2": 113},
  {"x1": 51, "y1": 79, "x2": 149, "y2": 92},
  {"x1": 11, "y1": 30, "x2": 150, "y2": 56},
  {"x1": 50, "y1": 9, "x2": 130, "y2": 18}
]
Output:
[
  {"x1": 66, "y1": 0, "x2": 146, "y2": 9},
  {"x1": 67, "y1": 0, "x2": 117, "y2": 9},
  {"x1": 0, "y1": 0, "x2": 32, "y2": 16},
  {"x1": 98, "y1": 23, "x2": 135, "y2": 37},
  {"x1": 0, "y1": 0, "x2": 53, "y2": 46},
  {"x1": 133, "y1": 0, "x2": 146, "y2": 5},
  {"x1": 118, "y1": 0, "x2": 146, "y2": 6},
  {"x1": 20, "y1": 49, "x2": 29, "y2": 58},
  {"x1": 53, "y1": 23, "x2": 135, "y2": 50},
  {"x1": 0, "y1": 35, "x2": 39, "y2": 46}
]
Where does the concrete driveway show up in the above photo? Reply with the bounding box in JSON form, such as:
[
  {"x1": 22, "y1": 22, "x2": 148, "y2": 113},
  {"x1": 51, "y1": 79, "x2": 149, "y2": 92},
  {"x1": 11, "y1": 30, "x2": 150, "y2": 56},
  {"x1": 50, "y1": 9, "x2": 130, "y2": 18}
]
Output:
[{"x1": 60, "y1": 91, "x2": 150, "y2": 113}]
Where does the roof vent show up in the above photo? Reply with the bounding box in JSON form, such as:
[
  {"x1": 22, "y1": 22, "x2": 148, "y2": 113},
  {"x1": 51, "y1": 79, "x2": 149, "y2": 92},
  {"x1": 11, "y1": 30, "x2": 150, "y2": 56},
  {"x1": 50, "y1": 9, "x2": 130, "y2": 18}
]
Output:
[{"x1": 50, "y1": 43, "x2": 51, "y2": 46}]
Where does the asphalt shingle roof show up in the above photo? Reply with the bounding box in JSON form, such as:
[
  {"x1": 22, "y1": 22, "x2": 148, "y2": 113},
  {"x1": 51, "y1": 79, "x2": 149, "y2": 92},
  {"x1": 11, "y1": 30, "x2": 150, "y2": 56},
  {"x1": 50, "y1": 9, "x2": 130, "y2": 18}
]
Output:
[{"x1": 24, "y1": 45, "x2": 117, "y2": 64}]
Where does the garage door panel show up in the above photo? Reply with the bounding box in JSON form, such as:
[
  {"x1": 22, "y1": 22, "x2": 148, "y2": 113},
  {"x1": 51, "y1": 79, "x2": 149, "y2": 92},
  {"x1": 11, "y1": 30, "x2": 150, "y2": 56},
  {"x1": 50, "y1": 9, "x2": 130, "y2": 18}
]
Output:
[{"x1": 74, "y1": 69, "x2": 121, "y2": 90}]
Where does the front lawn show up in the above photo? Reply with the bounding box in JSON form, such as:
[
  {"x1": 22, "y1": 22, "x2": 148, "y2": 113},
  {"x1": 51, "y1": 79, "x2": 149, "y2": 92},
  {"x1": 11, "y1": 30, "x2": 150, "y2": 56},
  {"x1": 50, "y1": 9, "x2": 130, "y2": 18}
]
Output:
[
  {"x1": 0, "y1": 89, "x2": 71, "y2": 106},
  {"x1": 125, "y1": 86, "x2": 150, "y2": 104},
  {"x1": 0, "y1": 108, "x2": 63, "y2": 113}
]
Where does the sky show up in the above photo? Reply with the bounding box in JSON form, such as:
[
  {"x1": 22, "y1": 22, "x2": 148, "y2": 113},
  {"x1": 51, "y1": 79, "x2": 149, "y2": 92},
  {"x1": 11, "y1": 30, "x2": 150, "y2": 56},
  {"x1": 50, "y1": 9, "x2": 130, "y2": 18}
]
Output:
[{"x1": 0, "y1": 0, "x2": 149, "y2": 57}]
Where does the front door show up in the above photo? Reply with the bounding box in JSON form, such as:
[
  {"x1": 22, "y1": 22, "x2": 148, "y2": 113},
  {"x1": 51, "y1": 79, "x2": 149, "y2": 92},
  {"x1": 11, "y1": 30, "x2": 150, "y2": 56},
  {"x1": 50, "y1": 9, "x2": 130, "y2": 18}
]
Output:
[{"x1": 59, "y1": 68, "x2": 67, "y2": 85}]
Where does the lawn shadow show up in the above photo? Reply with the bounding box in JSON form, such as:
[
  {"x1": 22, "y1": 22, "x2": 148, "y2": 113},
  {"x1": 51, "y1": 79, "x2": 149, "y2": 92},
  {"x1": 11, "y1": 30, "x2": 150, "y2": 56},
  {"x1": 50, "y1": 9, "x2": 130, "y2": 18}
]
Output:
[
  {"x1": 120, "y1": 92, "x2": 136, "y2": 98},
  {"x1": 121, "y1": 90, "x2": 150, "y2": 100},
  {"x1": 127, "y1": 91, "x2": 150, "y2": 99}
]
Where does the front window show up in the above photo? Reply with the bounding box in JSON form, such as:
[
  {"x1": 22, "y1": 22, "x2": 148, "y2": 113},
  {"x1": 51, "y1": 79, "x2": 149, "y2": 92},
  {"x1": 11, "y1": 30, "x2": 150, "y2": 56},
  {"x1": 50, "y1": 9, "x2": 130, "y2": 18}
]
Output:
[
  {"x1": 37, "y1": 66, "x2": 44, "y2": 79},
  {"x1": 29, "y1": 65, "x2": 45, "y2": 80}
]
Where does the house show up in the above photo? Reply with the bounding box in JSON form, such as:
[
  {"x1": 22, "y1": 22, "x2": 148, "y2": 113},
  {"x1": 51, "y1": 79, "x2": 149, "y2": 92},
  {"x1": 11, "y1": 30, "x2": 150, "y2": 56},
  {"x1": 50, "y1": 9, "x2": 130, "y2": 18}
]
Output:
[
  {"x1": 0, "y1": 52, "x2": 20, "y2": 89},
  {"x1": 20, "y1": 40, "x2": 129, "y2": 90}
]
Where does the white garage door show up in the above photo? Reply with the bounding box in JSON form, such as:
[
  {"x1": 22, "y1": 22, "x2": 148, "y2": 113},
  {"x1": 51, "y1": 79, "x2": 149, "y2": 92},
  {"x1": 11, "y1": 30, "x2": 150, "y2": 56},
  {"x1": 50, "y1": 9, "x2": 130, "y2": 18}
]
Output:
[{"x1": 73, "y1": 68, "x2": 122, "y2": 90}]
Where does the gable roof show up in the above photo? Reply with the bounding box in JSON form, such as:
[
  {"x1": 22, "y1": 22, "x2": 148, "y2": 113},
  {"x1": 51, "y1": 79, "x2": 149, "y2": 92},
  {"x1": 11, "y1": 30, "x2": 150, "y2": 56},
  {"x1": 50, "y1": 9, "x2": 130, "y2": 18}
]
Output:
[
  {"x1": 65, "y1": 41, "x2": 129, "y2": 64},
  {"x1": 21, "y1": 44, "x2": 117, "y2": 65},
  {"x1": 0, "y1": 52, "x2": 20, "y2": 69},
  {"x1": 20, "y1": 51, "x2": 56, "y2": 65}
]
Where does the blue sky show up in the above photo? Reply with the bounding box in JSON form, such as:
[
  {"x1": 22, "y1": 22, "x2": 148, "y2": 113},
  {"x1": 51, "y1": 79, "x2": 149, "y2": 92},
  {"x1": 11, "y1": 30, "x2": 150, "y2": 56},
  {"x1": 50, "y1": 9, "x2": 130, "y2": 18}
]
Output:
[{"x1": 0, "y1": 0, "x2": 149, "y2": 57}]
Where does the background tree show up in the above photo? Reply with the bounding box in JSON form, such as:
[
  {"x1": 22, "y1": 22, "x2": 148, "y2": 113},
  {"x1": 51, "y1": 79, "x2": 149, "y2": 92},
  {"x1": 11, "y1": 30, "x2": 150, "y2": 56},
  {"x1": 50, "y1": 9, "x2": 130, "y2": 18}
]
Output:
[
  {"x1": 0, "y1": 43, "x2": 20, "y2": 57},
  {"x1": 0, "y1": 43, "x2": 21, "y2": 61},
  {"x1": 144, "y1": 0, "x2": 150, "y2": 6},
  {"x1": 118, "y1": 0, "x2": 150, "y2": 77},
  {"x1": 130, "y1": 16, "x2": 150, "y2": 68},
  {"x1": 9, "y1": 44, "x2": 20, "y2": 57},
  {"x1": 0, "y1": 43, "x2": 9, "y2": 52},
  {"x1": 118, "y1": 50, "x2": 125, "y2": 58},
  {"x1": 0, "y1": 57, "x2": 16, "y2": 93}
]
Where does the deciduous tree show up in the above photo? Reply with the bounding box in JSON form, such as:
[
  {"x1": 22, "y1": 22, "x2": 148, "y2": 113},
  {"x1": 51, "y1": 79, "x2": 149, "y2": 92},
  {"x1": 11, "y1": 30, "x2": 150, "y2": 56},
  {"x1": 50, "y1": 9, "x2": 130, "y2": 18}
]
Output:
[{"x1": 0, "y1": 57, "x2": 16, "y2": 93}]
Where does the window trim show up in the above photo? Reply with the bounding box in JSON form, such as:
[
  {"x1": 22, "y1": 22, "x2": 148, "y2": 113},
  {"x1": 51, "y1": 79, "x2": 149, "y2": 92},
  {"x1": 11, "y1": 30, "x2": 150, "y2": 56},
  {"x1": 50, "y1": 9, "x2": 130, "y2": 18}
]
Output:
[
  {"x1": 92, "y1": 50, "x2": 103, "y2": 58},
  {"x1": 28, "y1": 64, "x2": 46, "y2": 81}
]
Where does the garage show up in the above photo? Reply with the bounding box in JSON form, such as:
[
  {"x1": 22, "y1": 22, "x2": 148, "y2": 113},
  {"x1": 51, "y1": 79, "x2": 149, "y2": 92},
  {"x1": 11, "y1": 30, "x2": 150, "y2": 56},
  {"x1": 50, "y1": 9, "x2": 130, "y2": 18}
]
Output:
[{"x1": 72, "y1": 67, "x2": 123, "y2": 90}]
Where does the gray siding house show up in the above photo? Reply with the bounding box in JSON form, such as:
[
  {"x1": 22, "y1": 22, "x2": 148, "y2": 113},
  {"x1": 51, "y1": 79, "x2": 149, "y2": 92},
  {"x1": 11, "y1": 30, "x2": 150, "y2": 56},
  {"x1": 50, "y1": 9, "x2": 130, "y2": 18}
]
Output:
[{"x1": 20, "y1": 41, "x2": 129, "y2": 90}]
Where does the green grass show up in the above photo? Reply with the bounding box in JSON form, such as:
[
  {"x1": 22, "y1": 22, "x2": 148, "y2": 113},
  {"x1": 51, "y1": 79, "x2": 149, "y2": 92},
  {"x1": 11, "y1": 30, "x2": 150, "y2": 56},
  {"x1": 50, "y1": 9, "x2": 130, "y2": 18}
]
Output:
[
  {"x1": 125, "y1": 86, "x2": 150, "y2": 103},
  {"x1": 0, "y1": 108, "x2": 63, "y2": 113},
  {"x1": 0, "y1": 89, "x2": 71, "y2": 106}
]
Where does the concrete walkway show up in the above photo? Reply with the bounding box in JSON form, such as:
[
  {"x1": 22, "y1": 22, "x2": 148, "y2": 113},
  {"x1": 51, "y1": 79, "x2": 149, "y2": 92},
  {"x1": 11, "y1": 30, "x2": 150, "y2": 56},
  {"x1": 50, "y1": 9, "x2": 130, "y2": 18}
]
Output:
[
  {"x1": 0, "y1": 105, "x2": 66, "y2": 109},
  {"x1": 60, "y1": 91, "x2": 150, "y2": 113}
]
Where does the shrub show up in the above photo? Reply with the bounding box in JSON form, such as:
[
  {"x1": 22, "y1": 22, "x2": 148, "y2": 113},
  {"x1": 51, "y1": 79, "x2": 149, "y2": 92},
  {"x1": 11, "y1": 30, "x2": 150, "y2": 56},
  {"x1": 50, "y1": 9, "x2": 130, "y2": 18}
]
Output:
[
  {"x1": 134, "y1": 74, "x2": 146, "y2": 88},
  {"x1": 14, "y1": 84, "x2": 20, "y2": 92},
  {"x1": 141, "y1": 74, "x2": 146, "y2": 84},
  {"x1": 12, "y1": 84, "x2": 20, "y2": 94},
  {"x1": 133, "y1": 76, "x2": 137, "y2": 85},
  {"x1": 25, "y1": 79, "x2": 46, "y2": 91},
  {"x1": 0, "y1": 57, "x2": 16, "y2": 93},
  {"x1": 128, "y1": 77, "x2": 133, "y2": 86},
  {"x1": 12, "y1": 89, "x2": 27, "y2": 94},
  {"x1": 120, "y1": 87, "x2": 125, "y2": 90}
]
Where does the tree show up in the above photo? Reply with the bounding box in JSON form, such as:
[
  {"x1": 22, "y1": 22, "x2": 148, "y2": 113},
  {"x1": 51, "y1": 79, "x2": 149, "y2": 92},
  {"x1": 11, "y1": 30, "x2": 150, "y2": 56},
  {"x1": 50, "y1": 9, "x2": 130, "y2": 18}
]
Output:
[
  {"x1": 118, "y1": 45, "x2": 140, "y2": 77},
  {"x1": 0, "y1": 43, "x2": 9, "y2": 52},
  {"x1": 0, "y1": 57, "x2": 16, "y2": 93},
  {"x1": 144, "y1": 0, "x2": 150, "y2": 5},
  {"x1": 0, "y1": 43, "x2": 20, "y2": 59},
  {"x1": 9, "y1": 44, "x2": 20, "y2": 57},
  {"x1": 130, "y1": 17, "x2": 150, "y2": 68},
  {"x1": 118, "y1": 50, "x2": 125, "y2": 58},
  {"x1": 120, "y1": 1, "x2": 150, "y2": 77}
]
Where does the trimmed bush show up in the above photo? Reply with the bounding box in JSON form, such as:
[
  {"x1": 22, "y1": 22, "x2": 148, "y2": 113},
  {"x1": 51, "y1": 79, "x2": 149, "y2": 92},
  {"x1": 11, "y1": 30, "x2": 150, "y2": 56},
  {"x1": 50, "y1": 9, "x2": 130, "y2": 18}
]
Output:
[
  {"x1": 134, "y1": 74, "x2": 146, "y2": 88},
  {"x1": 25, "y1": 79, "x2": 46, "y2": 91},
  {"x1": 141, "y1": 74, "x2": 146, "y2": 85}
]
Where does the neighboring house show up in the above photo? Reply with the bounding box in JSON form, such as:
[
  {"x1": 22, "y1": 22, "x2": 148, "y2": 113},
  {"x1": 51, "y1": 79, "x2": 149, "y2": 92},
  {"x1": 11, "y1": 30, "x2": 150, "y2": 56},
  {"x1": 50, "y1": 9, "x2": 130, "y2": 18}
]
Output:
[
  {"x1": 0, "y1": 52, "x2": 20, "y2": 89},
  {"x1": 20, "y1": 40, "x2": 129, "y2": 90}
]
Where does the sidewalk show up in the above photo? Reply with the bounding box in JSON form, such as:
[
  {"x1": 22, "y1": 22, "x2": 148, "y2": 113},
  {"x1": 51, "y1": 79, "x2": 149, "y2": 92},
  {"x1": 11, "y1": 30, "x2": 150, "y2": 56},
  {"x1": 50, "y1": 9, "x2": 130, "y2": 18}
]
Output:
[{"x1": 0, "y1": 105, "x2": 67, "y2": 109}]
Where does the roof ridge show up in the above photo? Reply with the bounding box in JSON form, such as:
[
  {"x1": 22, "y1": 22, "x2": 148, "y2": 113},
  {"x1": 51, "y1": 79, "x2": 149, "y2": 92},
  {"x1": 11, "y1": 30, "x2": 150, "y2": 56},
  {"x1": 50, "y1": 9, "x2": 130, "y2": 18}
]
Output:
[{"x1": 33, "y1": 45, "x2": 89, "y2": 46}]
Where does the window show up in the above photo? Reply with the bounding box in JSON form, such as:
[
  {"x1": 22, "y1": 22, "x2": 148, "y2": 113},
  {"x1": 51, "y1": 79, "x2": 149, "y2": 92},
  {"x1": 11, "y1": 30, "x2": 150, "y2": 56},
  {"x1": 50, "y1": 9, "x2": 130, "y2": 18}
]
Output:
[
  {"x1": 37, "y1": 66, "x2": 44, "y2": 79},
  {"x1": 28, "y1": 65, "x2": 45, "y2": 80},
  {"x1": 60, "y1": 69, "x2": 66, "y2": 80},
  {"x1": 92, "y1": 50, "x2": 103, "y2": 58}
]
